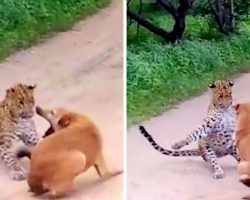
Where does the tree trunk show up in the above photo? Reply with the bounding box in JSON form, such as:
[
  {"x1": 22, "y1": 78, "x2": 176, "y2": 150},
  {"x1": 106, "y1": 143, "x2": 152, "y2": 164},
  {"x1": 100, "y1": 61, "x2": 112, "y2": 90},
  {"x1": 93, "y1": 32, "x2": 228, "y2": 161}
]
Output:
[
  {"x1": 230, "y1": 0, "x2": 235, "y2": 31},
  {"x1": 210, "y1": 0, "x2": 227, "y2": 34},
  {"x1": 210, "y1": 0, "x2": 236, "y2": 34}
]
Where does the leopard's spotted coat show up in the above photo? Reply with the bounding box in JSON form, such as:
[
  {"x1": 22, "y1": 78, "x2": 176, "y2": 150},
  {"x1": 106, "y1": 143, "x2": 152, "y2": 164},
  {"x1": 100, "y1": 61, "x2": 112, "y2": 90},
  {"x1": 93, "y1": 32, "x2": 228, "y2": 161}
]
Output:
[
  {"x1": 139, "y1": 80, "x2": 239, "y2": 179},
  {"x1": 0, "y1": 84, "x2": 40, "y2": 180}
]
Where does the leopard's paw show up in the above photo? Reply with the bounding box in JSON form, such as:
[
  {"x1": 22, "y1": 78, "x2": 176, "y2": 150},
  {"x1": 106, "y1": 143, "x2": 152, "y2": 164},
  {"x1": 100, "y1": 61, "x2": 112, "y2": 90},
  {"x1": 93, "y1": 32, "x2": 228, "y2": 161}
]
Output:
[
  {"x1": 213, "y1": 168, "x2": 225, "y2": 179},
  {"x1": 9, "y1": 168, "x2": 27, "y2": 181},
  {"x1": 171, "y1": 140, "x2": 187, "y2": 150}
]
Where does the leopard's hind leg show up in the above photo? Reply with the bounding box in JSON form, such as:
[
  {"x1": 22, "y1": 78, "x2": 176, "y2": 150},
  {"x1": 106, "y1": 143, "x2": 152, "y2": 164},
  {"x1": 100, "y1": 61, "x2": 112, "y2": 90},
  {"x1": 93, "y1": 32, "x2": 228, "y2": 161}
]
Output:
[
  {"x1": 199, "y1": 142, "x2": 225, "y2": 179},
  {"x1": 0, "y1": 146, "x2": 27, "y2": 180}
]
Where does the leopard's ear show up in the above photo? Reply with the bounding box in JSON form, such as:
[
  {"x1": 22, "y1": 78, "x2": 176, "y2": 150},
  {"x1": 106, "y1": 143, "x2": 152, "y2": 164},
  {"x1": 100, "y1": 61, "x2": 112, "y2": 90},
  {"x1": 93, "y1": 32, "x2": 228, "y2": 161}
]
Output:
[
  {"x1": 28, "y1": 84, "x2": 37, "y2": 90},
  {"x1": 228, "y1": 81, "x2": 234, "y2": 87},
  {"x1": 208, "y1": 83, "x2": 216, "y2": 89},
  {"x1": 6, "y1": 87, "x2": 15, "y2": 95}
]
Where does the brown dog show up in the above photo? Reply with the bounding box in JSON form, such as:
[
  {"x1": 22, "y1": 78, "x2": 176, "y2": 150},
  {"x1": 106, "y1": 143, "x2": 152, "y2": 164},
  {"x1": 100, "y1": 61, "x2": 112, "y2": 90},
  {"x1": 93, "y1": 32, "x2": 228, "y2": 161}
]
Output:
[
  {"x1": 27, "y1": 106, "x2": 122, "y2": 197},
  {"x1": 235, "y1": 103, "x2": 250, "y2": 187}
]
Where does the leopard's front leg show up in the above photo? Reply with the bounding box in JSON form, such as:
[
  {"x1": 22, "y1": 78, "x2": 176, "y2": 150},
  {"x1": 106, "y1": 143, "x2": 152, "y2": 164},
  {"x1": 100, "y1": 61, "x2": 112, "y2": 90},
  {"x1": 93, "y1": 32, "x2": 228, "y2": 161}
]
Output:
[
  {"x1": 171, "y1": 117, "x2": 216, "y2": 150},
  {"x1": 202, "y1": 145, "x2": 225, "y2": 179},
  {"x1": 16, "y1": 118, "x2": 41, "y2": 147},
  {"x1": 171, "y1": 127, "x2": 208, "y2": 149},
  {"x1": 0, "y1": 147, "x2": 27, "y2": 180},
  {"x1": 21, "y1": 133, "x2": 40, "y2": 146}
]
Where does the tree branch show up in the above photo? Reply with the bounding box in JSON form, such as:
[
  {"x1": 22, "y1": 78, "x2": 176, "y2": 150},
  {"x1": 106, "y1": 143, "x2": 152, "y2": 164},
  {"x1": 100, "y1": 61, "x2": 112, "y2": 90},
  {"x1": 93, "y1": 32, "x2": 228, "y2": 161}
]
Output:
[
  {"x1": 127, "y1": 0, "x2": 196, "y2": 43},
  {"x1": 127, "y1": 10, "x2": 170, "y2": 41}
]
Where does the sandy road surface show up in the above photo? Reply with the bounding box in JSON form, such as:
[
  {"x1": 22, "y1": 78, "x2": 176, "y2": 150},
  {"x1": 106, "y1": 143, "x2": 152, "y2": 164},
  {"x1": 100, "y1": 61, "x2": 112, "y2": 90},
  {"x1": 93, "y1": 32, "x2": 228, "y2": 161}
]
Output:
[
  {"x1": 0, "y1": 0, "x2": 123, "y2": 199},
  {"x1": 128, "y1": 73, "x2": 250, "y2": 200}
]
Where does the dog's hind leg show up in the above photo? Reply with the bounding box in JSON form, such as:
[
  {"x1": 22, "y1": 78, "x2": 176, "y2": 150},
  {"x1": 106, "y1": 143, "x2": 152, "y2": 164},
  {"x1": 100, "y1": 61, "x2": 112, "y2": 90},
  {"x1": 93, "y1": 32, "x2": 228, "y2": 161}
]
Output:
[
  {"x1": 48, "y1": 179, "x2": 74, "y2": 198},
  {"x1": 94, "y1": 153, "x2": 122, "y2": 180},
  {"x1": 45, "y1": 150, "x2": 86, "y2": 197},
  {"x1": 28, "y1": 174, "x2": 48, "y2": 195}
]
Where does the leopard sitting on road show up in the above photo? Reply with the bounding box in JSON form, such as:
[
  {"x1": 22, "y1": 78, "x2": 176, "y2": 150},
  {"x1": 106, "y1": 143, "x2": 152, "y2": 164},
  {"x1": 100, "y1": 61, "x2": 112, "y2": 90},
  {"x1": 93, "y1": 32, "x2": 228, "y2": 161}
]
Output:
[
  {"x1": 139, "y1": 80, "x2": 240, "y2": 179},
  {"x1": 0, "y1": 83, "x2": 40, "y2": 180}
]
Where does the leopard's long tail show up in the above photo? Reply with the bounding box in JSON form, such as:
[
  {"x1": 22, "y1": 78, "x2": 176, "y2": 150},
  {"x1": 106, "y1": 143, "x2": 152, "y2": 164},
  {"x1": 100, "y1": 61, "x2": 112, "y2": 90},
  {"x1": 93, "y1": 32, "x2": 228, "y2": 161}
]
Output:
[
  {"x1": 238, "y1": 161, "x2": 250, "y2": 187},
  {"x1": 139, "y1": 125, "x2": 201, "y2": 156}
]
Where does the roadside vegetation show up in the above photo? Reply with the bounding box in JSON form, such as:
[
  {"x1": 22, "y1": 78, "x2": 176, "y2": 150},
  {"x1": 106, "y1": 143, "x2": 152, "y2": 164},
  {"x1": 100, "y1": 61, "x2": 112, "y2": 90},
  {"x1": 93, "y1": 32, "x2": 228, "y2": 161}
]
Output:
[
  {"x1": 0, "y1": 0, "x2": 111, "y2": 60},
  {"x1": 127, "y1": 1, "x2": 250, "y2": 125}
]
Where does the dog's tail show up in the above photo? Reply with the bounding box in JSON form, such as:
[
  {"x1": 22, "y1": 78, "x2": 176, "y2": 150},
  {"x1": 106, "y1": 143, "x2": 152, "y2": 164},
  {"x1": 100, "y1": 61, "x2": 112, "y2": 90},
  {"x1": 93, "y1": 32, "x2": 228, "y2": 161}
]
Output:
[{"x1": 238, "y1": 161, "x2": 250, "y2": 187}]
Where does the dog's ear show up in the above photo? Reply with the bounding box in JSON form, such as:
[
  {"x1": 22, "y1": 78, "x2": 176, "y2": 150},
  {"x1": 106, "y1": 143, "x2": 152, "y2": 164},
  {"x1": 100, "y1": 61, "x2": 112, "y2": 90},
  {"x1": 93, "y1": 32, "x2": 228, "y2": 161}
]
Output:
[
  {"x1": 58, "y1": 114, "x2": 71, "y2": 127},
  {"x1": 233, "y1": 104, "x2": 240, "y2": 115},
  {"x1": 234, "y1": 103, "x2": 240, "y2": 111}
]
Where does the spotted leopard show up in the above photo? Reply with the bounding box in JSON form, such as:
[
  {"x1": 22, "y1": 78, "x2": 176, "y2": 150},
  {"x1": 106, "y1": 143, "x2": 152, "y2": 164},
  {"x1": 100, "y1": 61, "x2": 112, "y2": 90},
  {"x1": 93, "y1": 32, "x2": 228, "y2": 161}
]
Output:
[
  {"x1": 139, "y1": 80, "x2": 240, "y2": 179},
  {"x1": 0, "y1": 84, "x2": 41, "y2": 180}
]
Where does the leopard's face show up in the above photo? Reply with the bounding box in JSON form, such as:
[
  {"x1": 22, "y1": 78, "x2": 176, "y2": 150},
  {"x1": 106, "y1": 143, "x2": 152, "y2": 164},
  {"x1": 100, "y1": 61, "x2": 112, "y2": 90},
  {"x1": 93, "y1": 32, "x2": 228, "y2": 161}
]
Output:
[
  {"x1": 6, "y1": 84, "x2": 36, "y2": 118},
  {"x1": 209, "y1": 80, "x2": 234, "y2": 108}
]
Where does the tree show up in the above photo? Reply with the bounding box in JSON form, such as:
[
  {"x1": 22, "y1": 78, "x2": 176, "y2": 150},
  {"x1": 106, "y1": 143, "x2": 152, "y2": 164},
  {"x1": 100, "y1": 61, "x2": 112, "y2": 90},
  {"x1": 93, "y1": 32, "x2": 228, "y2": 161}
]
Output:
[
  {"x1": 127, "y1": 0, "x2": 250, "y2": 43},
  {"x1": 194, "y1": 0, "x2": 250, "y2": 34},
  {"x1": 127, "y1": 0, "x2": 196, "y2": 43}
]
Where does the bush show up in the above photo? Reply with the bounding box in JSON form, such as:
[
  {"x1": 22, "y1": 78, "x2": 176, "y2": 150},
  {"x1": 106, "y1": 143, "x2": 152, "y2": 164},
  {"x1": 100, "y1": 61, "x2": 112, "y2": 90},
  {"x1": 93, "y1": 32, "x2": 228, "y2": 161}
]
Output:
[
  {"x1": 127, "y1": 13, "x2": 250, "y2": 125},
  {"x1": 193, "y1": 0, "x2": 250, "y2": 18},
  {"x1": 234, "y1": 1, "x2": 250, "y2": 18},
  {"x1": 192, "y1": 0, "x2": 210, "y2": 15},
  {"x1": 0, "y1": 0, "x2": 110, "y2": 60}
]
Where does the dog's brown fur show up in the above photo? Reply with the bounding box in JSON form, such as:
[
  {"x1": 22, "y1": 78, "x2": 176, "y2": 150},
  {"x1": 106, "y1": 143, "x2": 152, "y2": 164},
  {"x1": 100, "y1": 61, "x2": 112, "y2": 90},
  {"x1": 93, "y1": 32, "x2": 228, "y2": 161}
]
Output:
[
  {"x1": 27, "y1": 106, "x2": 122, "y2": 197},
  {"x1": 235, "y1": 103, "x2": 250, "y2": 187}
]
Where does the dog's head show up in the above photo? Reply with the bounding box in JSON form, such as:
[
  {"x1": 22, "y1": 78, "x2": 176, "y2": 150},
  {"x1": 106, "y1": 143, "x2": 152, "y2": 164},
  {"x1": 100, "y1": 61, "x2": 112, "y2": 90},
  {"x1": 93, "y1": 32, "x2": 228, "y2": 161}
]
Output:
[
  {"x1": 53, "y1": 108, "x2": 74, "y2": 127},
  {"x1": 234, "y1": 103, "x2": 250, "y2": 115},
  {"x1": 36, "y1": 106, "x2": 75, "y2": 138},
  {"x1": 234, "y1": 103, "x2": 250, "y2": 133}
]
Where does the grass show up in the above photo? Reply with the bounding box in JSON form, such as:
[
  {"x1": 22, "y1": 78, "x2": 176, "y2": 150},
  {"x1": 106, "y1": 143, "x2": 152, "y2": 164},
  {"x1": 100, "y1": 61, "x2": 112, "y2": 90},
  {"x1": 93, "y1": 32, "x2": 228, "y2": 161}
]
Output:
[
  {"x1": 127, "y1": 11, "x2": 250, "y2": 126},
  {"x1": 0, "y1": 0, "x2": 111, "y2": 60}
]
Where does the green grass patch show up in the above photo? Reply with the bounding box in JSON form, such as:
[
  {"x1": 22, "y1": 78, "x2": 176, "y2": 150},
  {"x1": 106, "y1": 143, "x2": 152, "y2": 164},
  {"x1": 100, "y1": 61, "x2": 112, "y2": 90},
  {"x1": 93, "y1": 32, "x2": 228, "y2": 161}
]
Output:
[
  {"x1": 0, "y1": 0, "x2": 111, "y2": 60},
  {"x1": 127, "y1": 12, "x2": 250, "y2": 126}
]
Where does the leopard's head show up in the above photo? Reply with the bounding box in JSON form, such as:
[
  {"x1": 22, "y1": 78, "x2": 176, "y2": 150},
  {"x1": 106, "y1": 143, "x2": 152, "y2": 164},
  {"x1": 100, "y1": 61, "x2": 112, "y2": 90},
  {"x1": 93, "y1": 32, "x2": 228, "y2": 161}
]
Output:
[
  {"x1": 209, "y1": 80, "x2": 234, "y2": 108},
  {"x1": 5, "y1": 83, "x2": 36, "y2": 119}
]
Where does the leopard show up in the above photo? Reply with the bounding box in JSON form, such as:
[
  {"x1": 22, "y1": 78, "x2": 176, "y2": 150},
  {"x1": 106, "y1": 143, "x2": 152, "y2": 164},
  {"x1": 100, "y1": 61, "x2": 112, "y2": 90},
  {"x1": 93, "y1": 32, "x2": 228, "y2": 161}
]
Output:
[
  {"x1": 139, "y1": 80, "x2": 240, "y2": 179},
  {"x1": 0, "y1": 83, "x2": 41, "y2": 181}
]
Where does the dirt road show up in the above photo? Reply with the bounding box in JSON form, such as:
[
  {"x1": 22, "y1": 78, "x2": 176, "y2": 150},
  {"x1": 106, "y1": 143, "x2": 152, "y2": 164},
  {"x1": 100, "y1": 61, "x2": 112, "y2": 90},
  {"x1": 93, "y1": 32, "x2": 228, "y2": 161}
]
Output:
[
  {"x1": 128, "y1": 74, "x2": 250, "y2": 200},
  {"x1": 0, "y1": 0, "x2": 123, "y2": 199}
]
